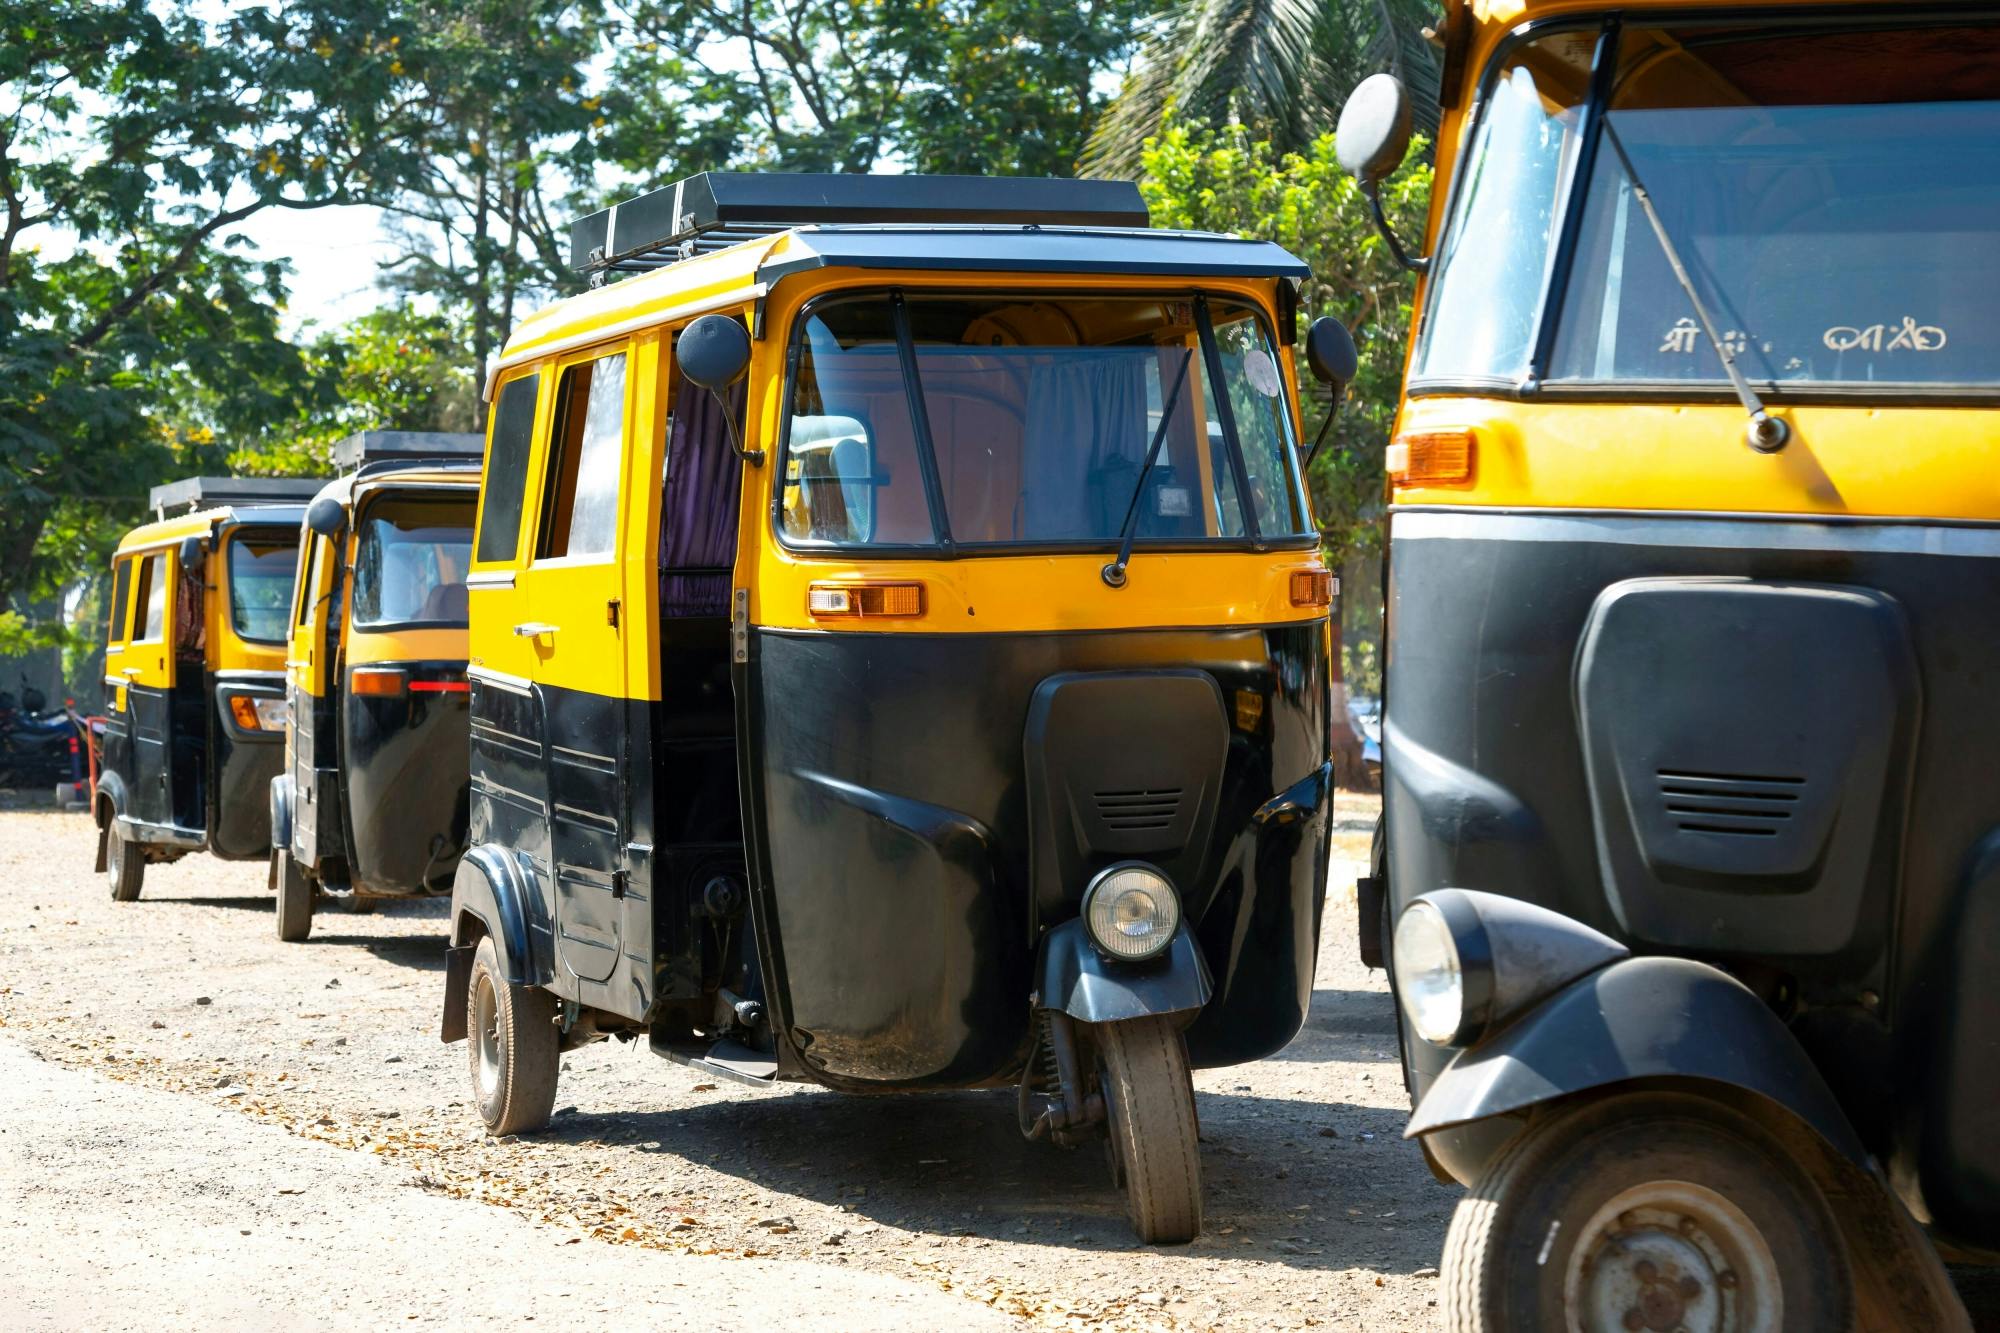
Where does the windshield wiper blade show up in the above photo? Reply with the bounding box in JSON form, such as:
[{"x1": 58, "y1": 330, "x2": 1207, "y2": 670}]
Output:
[
  {"x1": 1101, "y1": 347, "x2": 1195, "y2": 590},
  {"x1": 1601, "y1": 119, "x2": 1790, "y2": 453}
]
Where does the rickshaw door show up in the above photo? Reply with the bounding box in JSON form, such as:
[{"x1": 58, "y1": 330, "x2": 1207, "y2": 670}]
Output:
[
  {"x1": 519, "y1": 344, "x2": 636, "y2": 994},
  {"x1": 121, "y1": 549, "x2": 179, "y2": 829},
  {"x1": 287, "y1": 532, "x2": 339, "y2": 868}
]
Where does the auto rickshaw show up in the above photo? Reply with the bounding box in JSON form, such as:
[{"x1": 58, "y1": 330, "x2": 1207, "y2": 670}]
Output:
[
  {"x1": 1336, "y1": 2, "x2": 1995, "y2": 1325},
  {"x1": 95, "y1": 477, "x2": 322, "y2": 899},
  {"x1": 436, "y1": 172, "x2": 1356, "y2": 1243},
  {"x1": 269, "y1": 431, "x2": 483, "y2": 942}
]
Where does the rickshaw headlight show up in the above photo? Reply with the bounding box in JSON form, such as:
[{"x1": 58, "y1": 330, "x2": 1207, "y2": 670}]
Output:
[
  {"x1": 1082, "y1": 863, "x2": 1180, "y2": 962},
  {"x1": 1393, "y1": 900, "x2": 1468, "y2": 1045}
]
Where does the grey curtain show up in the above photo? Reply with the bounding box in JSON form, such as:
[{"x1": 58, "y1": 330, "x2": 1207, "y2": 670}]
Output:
[{"x1": 1018, "y1": 350, "x2": 1156, "y2": 540}]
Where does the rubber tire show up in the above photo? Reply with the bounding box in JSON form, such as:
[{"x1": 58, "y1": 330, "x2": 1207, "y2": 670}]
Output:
[
  {"x1": 467, "y1": 935, "x2": 559, "y2": 1137},
  {"x1": 339, "y1": 895, "x2": 379, "y2": 915},
  {"x1": 106, "y1": 823, "x2": 144, "y2": 902},
  {"x1": 1440, "y1": 1092, "x2": 1853, "y2": 1332},
  {"x1": 274, "y1": 849, "x2": 314, "y2": 943},
  {"x1": 1095, "y1": 1015, "x2": 1203, "y2": 1245}
]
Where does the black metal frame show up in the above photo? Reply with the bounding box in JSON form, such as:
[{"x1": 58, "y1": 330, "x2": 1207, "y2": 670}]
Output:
[{"x1": 1408, "y1": 1, "x2": 2000, "y2": 404}]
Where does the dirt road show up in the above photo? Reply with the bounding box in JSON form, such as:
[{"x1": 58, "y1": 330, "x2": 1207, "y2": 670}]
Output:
[{"x1": 0, "y1": 802, "x2": 1455, "y2": 1331}]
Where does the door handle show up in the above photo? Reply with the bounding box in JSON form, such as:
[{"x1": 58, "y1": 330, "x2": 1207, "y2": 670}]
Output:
[
  {"x1": 121, "y1": 667, "x2": 143, "y2": 677},
  {"x1": 513, "y1": 622, "x2": 560, "y2": 638}
]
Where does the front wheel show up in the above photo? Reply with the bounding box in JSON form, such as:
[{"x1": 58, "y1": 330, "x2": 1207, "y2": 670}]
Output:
[
  {"x1": 274, "y1": 849, "x2": 314, "y2": 942},
  {"x1": 1093, "y1": 1015, "x2": 1202, "y2": 1245},
  {"x1": 467, "y1": 935, "x2": 558, "y2": 1136},
  {"x1": 106, "y1": 823, "x2": 144, "y2": 902},
  {"x1": 1440, "y1": 1092, "x2": 1853, "y2": 1332}
]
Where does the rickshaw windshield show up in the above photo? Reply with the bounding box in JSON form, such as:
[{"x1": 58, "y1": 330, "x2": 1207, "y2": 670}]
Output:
[
  {"x1": 227, "y1": 532, "x2": 300, "y2": 644},
  {"x1": 1417, "y1": 21, "x2": 2000, "y2": 391},
  {"x1": 779, "y1": 293, "x2": 1310, "y2": 550},
  {"x1": 351, "y1": 497, "x2": 474, "y2": 630}
]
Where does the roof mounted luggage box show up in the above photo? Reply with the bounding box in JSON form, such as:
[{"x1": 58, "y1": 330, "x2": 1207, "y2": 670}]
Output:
[
  {"x1": 149, "y1": 476, "x2": 328, "y2": 520},
  {"x1": 569, "y1": 171, "x2": 1151, "y2": 283},
  {"x1": 332, "y1": 431, "x2": 486, "y2": 475}
]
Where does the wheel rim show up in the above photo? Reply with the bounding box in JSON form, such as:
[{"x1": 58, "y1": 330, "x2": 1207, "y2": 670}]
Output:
[
  {"x1": 472, "y1": 973, "x2": 503, "y2": 1102},
  {"x1": 1563, "y1": 1180, "x2": 1782, "y2": 1333}
]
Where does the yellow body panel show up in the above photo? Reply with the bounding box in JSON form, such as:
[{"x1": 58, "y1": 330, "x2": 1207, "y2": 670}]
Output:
[
  {"x1": 345, "y1": 626, "x2": 467, "y2": 668},
  {"x1": 1396, "y1": 0, "x2": 1996, "y2": 522},
  {"x1": 473, "y1": 256, "x2": 1323, "y2": 702}
]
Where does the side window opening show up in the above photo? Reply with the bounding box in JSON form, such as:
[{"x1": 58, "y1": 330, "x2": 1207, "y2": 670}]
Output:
[
  {"x1": 134, "y1": 553, "x2": 168, "y2": 643},
  {"x1": 107, "y1": 559, "x2": 133, "y2": 645},
  {"x1": 537, "y1": 351, "x2": 628, "y2": 561},
  {"x1": 660, "y1": 358, "x2": 746, "y2": 618},
  {"x1": 296, "y1": 535, "x2": 324, "y2": 629},
  {"x1": 476, "y1": 374, "x2": 542, "y2": 564}
]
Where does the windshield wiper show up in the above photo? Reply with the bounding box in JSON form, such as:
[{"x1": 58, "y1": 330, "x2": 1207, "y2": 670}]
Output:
[
  {"x1": 1601, "y1": 119, "x2": 1790, "y2": 453},
  {"x1": 1100, "y1": 346, "x2": 1195, "y2": 590}
]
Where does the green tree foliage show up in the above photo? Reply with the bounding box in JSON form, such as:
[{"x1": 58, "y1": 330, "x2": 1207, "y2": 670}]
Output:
[
  {"x1": 605, "y1": 0, "x2": 1152, "y2": 178},
  {"x1": 1139, "y1": 122, "x2": 1429, "y2": 568},
  {"x1": 0, "y1": 0, "x2": 425, "y2": 615},
  {"x1": 1084, "y1": 0, "x2": 1439, "y2": 180}
]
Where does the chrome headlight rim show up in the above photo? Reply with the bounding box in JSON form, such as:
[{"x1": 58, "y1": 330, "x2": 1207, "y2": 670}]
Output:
[
  {"x1": 1080, "y1": 861, "x2": 1182, "y2": 963},
  {"x1": 1392, "y1": 892, "x2": 1496, "y2": 1048}
]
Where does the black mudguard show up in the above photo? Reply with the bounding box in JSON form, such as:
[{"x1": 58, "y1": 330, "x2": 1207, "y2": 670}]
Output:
[
  {"x1": 440, "y1": 843, "x2": 552, "y2": 1043},
  {"x1": 1408, "y1": 954, "x2": 1869, "y2": 1179},
  {"x1": 268, "y1": 773, "x2": 293, "y2": 857},
  {"x1": 1036, "y1": 918, "x2": 1212, "y2": 1025}
]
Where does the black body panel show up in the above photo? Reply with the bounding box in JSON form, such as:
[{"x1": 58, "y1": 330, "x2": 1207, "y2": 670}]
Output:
[
  {"x1": 741, "y1": 624, "x2": 1330, "y2": 1090},
  {"x1": 210, "y1": 673, "x2": 286, "y2": 860},
  {"x1": 1384, "y1": 509, "x2": 2000, "y2": 1248},
  {"x1": 126, "y1": 682, "x2": 176, "y2": 830},
  {"x1": 341, "y1": 662, "x2": 471, "y2": 895}
]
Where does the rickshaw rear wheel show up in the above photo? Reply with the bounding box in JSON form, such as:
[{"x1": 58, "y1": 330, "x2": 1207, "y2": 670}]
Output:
[
  {"x1": 274, "y1": 850, "x2": 314, "y2": 943},
  {"x1": 1094, "y1": 1015, "x2": 1202, "y2": 1245},
  {"x1": 1439, "y1": 1091, "x2": 1852, "y2": 1333},
  {"x1": 106, "y1": 823, "x2": 143, "y2": 902},
  {"x1": 467, "y1": 935, "x2": 558, "y2": 1137}
]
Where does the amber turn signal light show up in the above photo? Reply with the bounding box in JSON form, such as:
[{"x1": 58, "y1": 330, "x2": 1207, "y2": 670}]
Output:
[
  {"x1": 227, "y1": 695, "x2": 260, "y2": 730},
  {"x1": 807, "y1": 582, "x2": 925, "y2": 619},
  {"x1": 1386, "y1": 430, "x2": 1475, "y2": 485},
  {"x1": 1290, "y1": 568, "x2": 1335, "y2": 608},
  {"x1": 350, "y1": 667, "x2": 407, "y2": 697}
]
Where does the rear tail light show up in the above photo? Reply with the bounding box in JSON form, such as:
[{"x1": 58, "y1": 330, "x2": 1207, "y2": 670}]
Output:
[
  {"x1": 226, "y1": 694, "x2": 290, "y2": 730},
  {"x1": 1290, "y1": 568, "x2": 1335, "y2": 608},
  {"x1": 349, "y1": 668, "x2": 407, "y2": 697},
  {"x1": 1386, "y1": 430, "x2": 1475, "y2": 485},
  {"x1": 409, "y1": 679, "x2": 470, "y2": 694},
  {"x1": 807, "y1": 582, "x2": 925, "y2": 619}
]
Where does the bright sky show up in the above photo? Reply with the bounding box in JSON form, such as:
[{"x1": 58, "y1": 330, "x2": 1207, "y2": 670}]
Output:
[{"x1": 227, "y1": 203, "x2": 403, "y2": 335}]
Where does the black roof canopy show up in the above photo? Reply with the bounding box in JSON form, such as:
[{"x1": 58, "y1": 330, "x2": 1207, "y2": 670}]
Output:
[
  {"x1": 149, "y1": 476, "x2": 326, "y2": 519},
  {"x1": 331, "y1": 430, "x2": 486, "y2": 473},
  {"x1": 572, "y1": 172, "x2": 1151, "y2": 279}
]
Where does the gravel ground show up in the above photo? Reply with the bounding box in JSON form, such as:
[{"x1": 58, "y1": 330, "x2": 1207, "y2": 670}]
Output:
[{"x1": 0, "y1": 798, "x2": 1459, "y2": 1331}]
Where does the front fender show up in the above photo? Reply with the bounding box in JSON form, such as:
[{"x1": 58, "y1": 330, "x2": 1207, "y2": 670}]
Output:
[
  {"x1": 1037, "y1": 918, "x2": 1212, "y2": 1024},
  {"x1": 439, "y1": 844, "x2": 550, "y2": 1043},
  {"x1": 1408, "y1": 954, "x2": 1868, "y2": 1169}
]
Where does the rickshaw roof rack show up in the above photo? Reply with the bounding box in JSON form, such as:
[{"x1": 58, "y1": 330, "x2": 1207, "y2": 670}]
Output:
[
  {"x1": 332, "y1": 430, "x2": 486, "y2": 474},
  {"x1": 571, "y1": 172, "x2": 1150, "y2": 280},
  {"x1": 149, "y1": 476, "x2": 327, "y2": 520}
]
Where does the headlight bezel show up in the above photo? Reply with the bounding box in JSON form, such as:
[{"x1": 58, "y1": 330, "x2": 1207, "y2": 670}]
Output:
[
  {"x1": 1392, "y1": 892, "x2": 1496, "y2": 1048},
  {"x1": 1080, "y1": 861, "x2": 1182, "y2": 963}
]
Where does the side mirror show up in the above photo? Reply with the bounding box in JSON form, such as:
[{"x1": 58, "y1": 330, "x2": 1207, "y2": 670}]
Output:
[
  {"x1": 679, "y1": 314, "x2": 752, "y2": 392},
  {"x1": 177, "y1": 536, "x2": 206, "y2": 572},
  {"x1": 306, "y1": 494, "x2": 348, "y2": 541},
  {"x1": 678, "y1": 314, "x2": 761, "y2": 466},
  {"x1": 1302, "y1": 317, "x2": 1360, "y2": 470},
  {"x1": 1335, "y1": 73, "x2": 1427, "y2": 274}
]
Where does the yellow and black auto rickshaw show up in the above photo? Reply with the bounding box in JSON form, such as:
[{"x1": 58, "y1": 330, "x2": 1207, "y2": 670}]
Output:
[
  {"x1": 269, "y1": 432, "x2": 482, "y2": 941},
  {"x1": 436, "y1": 173, "x2": 1356, "y2": 1242},
  {"x1": 1336, "y1": 1, "x2": 1994, "y2": 1325},
  {"x1": 95, "y1": 477, "x2": 321, "y2": 899}
]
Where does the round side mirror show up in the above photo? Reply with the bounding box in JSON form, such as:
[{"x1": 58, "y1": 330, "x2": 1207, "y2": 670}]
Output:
[
  {"x1": 305, "y1": 494, "x2": 348, "y2": 541},
  {"x1": 1306, "y1": 317, "x2": 1359, "y2": 391},
  {"x1": 1336, "y1": 73, "x2": 1414, "y2": 185},
  {"x1": 679, "y1": 314, "x2": 752, "y2": 392},
  {"x1": 177, "y1": 536, "x2": 207, "y2": 571}
]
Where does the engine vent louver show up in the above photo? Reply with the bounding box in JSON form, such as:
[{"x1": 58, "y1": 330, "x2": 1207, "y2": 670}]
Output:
[
  {"x1": 1656, "y1": 769, "x2": 1804, "y2": 838},
  {"x1": 1094, "y1": 788, "x2": 1183, "y2": 832}
]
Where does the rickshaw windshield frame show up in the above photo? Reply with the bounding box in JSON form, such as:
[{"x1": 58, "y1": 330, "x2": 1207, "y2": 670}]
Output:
[
  {"x1": 225, "y1": 525, "x2": 302, "y2": 646},
  {"x1": 1408, "y1": 4, "x2": 2000, "y2": 405},
  {"x1": 346, "y1": 486, "x2": 477, "y2": 634},
  {"x1": 770, "y1": 286, "x2": 1316, "y2": 557}
]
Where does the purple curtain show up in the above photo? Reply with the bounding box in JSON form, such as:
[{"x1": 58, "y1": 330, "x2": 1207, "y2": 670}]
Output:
[{"x1": 659, "y1": 370, "x2": 747, "y2": 618}]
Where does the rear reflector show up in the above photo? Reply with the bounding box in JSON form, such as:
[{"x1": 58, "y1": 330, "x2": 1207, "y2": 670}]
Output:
[
  {"x1": 807, "y1": 582, "x2": 925, "y2": 619},
  {"x1": 1290, "y1": 568, "x2": 1335, "y2": 608},
  {"x1": 1387, "y1": 430, "x2": 1475, "y2": 485},
  {"x1": 409, "y1": 679, "x2": 470, "y2": 694},
  {"x1": 350, "y1": 668, "x2": 407, "y2": 697}
]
